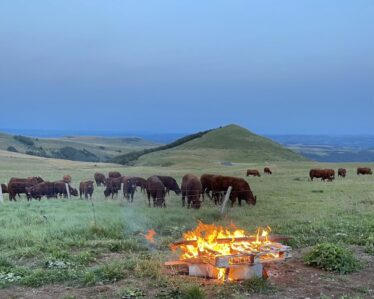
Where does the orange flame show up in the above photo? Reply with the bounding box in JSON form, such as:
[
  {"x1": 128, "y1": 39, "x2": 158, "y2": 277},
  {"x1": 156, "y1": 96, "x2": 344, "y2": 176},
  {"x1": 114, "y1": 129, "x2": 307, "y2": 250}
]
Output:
[
  {"x1": 173, "y1": 222, "x2": 279, "y2": 281},
  {"x1": 144, "y1": 229, "x2": 157, "y2": 243}
]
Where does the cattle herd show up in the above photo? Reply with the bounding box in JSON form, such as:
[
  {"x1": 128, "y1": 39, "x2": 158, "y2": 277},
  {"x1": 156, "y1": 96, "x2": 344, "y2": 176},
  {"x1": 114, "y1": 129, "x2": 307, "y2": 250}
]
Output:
[{"x1": 0, "y1": 166, "x2": 372, "y2": 209}]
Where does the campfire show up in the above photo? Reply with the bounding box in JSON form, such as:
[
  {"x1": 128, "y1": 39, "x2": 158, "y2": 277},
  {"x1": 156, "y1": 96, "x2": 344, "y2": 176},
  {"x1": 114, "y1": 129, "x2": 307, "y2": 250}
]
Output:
[{"x1": 165, "y1": 222, "x2": 292, "y2": 281}]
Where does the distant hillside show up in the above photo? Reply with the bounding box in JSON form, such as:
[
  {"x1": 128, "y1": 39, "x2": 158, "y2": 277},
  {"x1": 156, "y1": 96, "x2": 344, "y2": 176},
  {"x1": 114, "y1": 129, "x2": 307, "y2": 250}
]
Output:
[
  {"x1": 0, "y1": 132, "x2": 158, "y2": 162},
  {"x1": 113, "y1": 125, "x2": 306, "y2": 166},
  {"x1": 111, "y1": 129, "x2": 214, "y2": 165}
]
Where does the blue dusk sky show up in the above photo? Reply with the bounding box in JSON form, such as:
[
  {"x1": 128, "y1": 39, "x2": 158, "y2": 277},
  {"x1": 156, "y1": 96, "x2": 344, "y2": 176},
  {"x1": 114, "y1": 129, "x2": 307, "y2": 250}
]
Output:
[{"x1": 0, "y1": 1, "x2": 373, "y2": 135}]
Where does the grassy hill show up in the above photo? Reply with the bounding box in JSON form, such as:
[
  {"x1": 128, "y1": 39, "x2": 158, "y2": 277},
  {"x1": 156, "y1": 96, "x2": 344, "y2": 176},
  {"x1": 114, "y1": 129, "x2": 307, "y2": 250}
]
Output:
[
  {"x1": 115, "y1": 124, "x2": 307, "y2": 166},
  {"x1": 0, "y1": 132, "x2": 157, "y2": 162}
]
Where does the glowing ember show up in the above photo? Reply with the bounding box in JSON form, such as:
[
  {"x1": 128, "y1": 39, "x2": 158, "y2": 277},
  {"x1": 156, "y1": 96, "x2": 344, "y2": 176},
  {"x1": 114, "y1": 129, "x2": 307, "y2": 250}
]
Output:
[{"x1": 144, "y1": 229, "x2": 157, "y2": 243}]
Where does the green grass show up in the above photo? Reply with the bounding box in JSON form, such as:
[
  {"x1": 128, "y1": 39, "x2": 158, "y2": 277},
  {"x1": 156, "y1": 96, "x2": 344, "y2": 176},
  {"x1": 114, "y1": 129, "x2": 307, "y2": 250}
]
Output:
[
  {"x1": 0, "y1": 153, "x2": 373, "y2": 297},
  {"x1": 304, "y1": 243, "x2": 362, "y2": 274}
]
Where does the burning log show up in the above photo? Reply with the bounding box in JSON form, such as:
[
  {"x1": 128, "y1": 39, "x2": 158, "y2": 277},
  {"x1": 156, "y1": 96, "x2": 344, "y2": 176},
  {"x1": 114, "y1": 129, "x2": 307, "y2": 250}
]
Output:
[{"x1": 171, "y1": 235, "x2": 292, "y2": 249}]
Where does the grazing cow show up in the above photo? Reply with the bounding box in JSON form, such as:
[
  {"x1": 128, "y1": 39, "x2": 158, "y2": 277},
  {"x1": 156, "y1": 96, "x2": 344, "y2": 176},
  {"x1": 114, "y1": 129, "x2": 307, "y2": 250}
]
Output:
[
  {"x1": 94, "y1": 172, "x2": 106, "y2": 186},
  {"x1": 309, "y1": 169, "x2": 335, "y2": 181},
  {"x1": 7, "y1": 177, "x2": 44, "y2": 201},
  {"x1": 146, "y1": 176, "x2": 166, "y2": 208},
  {"x1": 1, "y1": 183, "x2": 8, "y2": 194},
  {"x1": 79, "y1": 181, "x2": 94, "y2": 199},
  {"x1": 338, "y1": 168, "x2": 347, "y2": 178},
  {"x1": 211, "y1": 176, "x2": 256, "y2": 207},
  {"x1": 122, "y1": 177, "x2": 137, "y2": 202},
  {"x1": 246, "y1": 169, "x2": 261, "y2": 177},
  {"x1": 63, "y1": 175, "x2": 72, "y2": 183},
  {"x1": 200, "y1": 174, "x2": 217, "y2": 199},
  {"x1": 264, "y1": 167, "x2": 272, "y2": 175},
  {"x1": 26, "y1": 182, "x2": 55, "y2": 200},
  {"x1": 132, "y1": 177, "x2": 147, "y2": 192},
  {"x1": 53, "y1": 181, "x2": 78, "y2": 197},
  {"x1": 181, "y1": 174, "x2": 203, "y2": 209},
  {"x1": 357, "y1": 167, "x2": 372, "y2": 175},
  {"x1": 103, "y1": 177, "x2": 123, "y2": 199},
  {"x1": 108, "y1": 171, "x2": 122, "y2": 179},
  {"x1": 157, "y1": 175, "x2": 181, "y2": 195}
]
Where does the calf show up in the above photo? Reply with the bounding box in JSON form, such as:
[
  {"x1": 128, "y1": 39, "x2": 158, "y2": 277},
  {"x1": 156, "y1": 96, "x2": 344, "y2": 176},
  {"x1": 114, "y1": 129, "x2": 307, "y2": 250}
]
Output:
[{"x1": 338, "y1": 168, "x2": 346, "y2": 178}]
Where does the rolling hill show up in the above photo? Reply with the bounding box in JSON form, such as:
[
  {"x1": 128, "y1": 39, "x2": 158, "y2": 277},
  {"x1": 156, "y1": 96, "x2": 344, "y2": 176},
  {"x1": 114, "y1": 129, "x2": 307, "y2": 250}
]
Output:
[
  {"x1": 0, "y1": 132, "x2": 158, "y2": 162},
  {"x1": 113, "y1": 124, "x2": 307, "y2": 166}
]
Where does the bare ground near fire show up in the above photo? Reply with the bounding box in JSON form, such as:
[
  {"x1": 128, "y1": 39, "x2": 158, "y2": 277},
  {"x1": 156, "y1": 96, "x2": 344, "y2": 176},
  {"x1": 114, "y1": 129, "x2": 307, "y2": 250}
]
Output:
[{"x1": 0, "y1": 151, "x2": 373, "y2": 298}]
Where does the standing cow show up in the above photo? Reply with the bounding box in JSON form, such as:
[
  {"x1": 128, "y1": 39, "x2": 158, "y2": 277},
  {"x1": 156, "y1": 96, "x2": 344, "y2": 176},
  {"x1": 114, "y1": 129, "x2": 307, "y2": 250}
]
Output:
[
  {"x1": 94, "y1": 172, "x2": 106, "y2": 186},
  {"x1": 79, "y1": 181, "x2": 94, "y2": 199},
  {"x1": 211, "y1": 175, "x2": 256, "y2": 207},
  {"x1": 357, "y1": 167, "x2": 372, "y2": 175},
  {"x1": 181, "y1": 174, "x2": 203, "y2": 209},
  {"x1": 309, "y1": 169, "x2": 335, "y2": 181},
  {"x1": 146, "y1": 176, "x2": 166, "y2": 208},
  {"x1": 53, "y1": 181, "x2": 78, "y2": 197},
  {"x1": 338, "y1": 168, "x2": 347, "y2": 178},
  {"x1": 7, "y1": 177, "x2": 44, "y2": 201},
  {"x1": 123, "y1": 177, "x2": 137, "y2": 202},
  {"x1": 264, "y1": 167, "x2": 272, "y2": 175},
  {"x1": 108, "y1": 171, "x2": 122, "y2": 179},
  {"x1": 200, "y1": 174, "x2": 217, "y2": 199},
  {"x1": 103, "y1": 177, "x2": 123, "y2": 199},
  {"x1": 26, "y1": 182, "x2": 55, "y2": 200}
]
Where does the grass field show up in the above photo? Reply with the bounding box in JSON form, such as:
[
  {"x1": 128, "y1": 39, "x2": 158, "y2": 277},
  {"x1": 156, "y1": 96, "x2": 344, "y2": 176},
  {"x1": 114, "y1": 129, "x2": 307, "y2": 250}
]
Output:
[{"x1": 0, "y1": 151, "x2": 373, "y2": 298}]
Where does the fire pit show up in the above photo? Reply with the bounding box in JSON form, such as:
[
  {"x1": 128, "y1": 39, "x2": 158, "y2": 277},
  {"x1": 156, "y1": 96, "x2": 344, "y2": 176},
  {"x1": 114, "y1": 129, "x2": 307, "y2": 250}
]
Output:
[{"x1": 165, "y1": 222, "x2": 292, "y2": 281}]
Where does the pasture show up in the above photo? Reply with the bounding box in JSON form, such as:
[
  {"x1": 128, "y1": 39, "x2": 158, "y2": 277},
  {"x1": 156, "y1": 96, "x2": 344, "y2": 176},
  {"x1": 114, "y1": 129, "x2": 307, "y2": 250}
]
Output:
[{"x1": 0, "y1": 152, "x2": 373, "y2": 298}]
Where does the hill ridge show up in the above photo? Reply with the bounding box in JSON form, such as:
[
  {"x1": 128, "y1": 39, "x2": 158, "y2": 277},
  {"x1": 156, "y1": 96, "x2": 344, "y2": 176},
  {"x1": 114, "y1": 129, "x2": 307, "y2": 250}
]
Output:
[{"x1": 113, "y1": 124, "x2": 307, "y2": 166}]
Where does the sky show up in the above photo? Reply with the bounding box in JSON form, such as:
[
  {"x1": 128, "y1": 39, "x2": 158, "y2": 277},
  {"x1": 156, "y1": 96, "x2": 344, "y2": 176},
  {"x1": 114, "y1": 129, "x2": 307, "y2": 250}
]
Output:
[{"x1": 0, "y1": 1, "x2": 373, "y2": 135}]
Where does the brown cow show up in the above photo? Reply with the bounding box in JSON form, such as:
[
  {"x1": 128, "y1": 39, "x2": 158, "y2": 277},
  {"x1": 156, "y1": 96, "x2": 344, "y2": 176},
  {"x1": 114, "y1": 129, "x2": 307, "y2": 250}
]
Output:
[
  {"x1": 94, "y1": 172, "x2": 106, "y2": 186},
  {"x1": 246, "y1": 169, "x2": 261, "y2": 177},
  {"x1": 338, "y1": 168, "x2": 347, "y2": 178},
  {"x1": 211, "y1": 176, "x2": 256, "y2": 207},
  {"x1": 122, "y1": 177, "x2": 137, "y2": 202},
  {"x1": 146, "y1": 176, "x2": 166, "y2": 208},
  {"x1": 8, "y1": 177, "x2": 44, "y2": 201},
  {"x1": 357, "y1": 167, "x2": 372, "y2": 175},
  {"x1": 108, "y1": 171, "x2": 122, "y2": 179},
  {"x1": 181, "y1": 174, "x2": 203, "y2": 209},
  {"x1": 53, "y1": 181, "x2": 78, "y2": 197},
  {"x1": 103, "y1": 176, "x2": 124, "y2": 199},
  {"x1": 309, "y1": 169, "x2": 335, "y2": 181},
  {"x1": 79, "y1": 181, "x2": 94, "y2": 199},
  {"x1": 1, "y1": 183, "x2": 8, "y2": 194},
  {"x1": 63, "y1": 175, "x2": 72, "y2": 183},
  {"x1": 26, "y1": 182, "x2": 55, "y2": 200},
  {"x1": 264, "y1": 167, "x2": 272, "y2": 175},
  {"x1": 200, "y1": 174, "x2": 218, "y2": 199},
  {"x1": 132, "y1": 177, "x2": 147, "y2": 192},
  {"x1": 157, "y1": 176, "x2": 181, "y2": 195}
]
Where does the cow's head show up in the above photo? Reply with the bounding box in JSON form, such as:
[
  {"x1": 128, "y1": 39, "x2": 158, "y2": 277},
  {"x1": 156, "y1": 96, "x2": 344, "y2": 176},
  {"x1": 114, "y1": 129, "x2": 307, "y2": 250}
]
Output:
[
  {"x1": 70, "y1": 188, "x2": 78, "y2": 197},
  {"x1": 104, "y1": 188, "x2": 111, "y2": 198}
]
